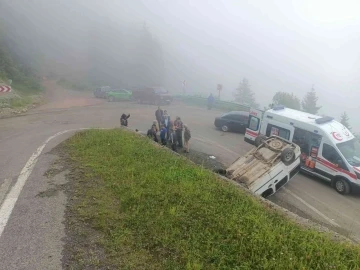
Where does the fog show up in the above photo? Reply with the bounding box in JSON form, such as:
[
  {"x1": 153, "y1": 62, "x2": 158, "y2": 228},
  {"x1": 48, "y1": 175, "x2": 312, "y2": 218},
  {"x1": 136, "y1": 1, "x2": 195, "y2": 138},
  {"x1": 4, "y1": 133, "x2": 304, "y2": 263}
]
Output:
[{"x1": 1, "y1": 0, "x2": 359, "y2": 130}]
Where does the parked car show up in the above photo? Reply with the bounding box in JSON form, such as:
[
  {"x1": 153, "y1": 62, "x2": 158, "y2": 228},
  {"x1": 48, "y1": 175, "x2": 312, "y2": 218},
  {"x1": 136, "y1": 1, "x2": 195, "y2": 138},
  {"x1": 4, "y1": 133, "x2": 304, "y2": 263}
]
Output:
[
  {"x1": 94, "y1": 86, "x2": 111, "y2": 98},
  {"x1": 132, "y1": 86, "x2": 173, "y2": 105},
  {"x1": 214, "y1": 111, "x2": 249, "y2": 133},
  {"x1": 220, "y1": 135, "x2": 301, "y2": 198},
  {"x1": 107, "y1": 89, "x2": 132, "y2": 102}
]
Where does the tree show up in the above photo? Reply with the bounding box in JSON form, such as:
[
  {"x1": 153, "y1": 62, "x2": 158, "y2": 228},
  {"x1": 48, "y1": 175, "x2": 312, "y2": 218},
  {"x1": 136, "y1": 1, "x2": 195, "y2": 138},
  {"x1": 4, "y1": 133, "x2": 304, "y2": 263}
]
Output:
[
  {"x1": 302, "y1": 86, "x2": 321, "y2": 114},
  {"x1": 340, "y1": 112, "x2": 351, "y2": 130},
  {"x1": 134, "y1": 22, "x2": 165, "y2": 87},
  {"x1": 272, "y1": 92, "x2": 301, "y2": 110},
  {"x1": 234, "y1": 78, "x2": 258, "y2": 107}
]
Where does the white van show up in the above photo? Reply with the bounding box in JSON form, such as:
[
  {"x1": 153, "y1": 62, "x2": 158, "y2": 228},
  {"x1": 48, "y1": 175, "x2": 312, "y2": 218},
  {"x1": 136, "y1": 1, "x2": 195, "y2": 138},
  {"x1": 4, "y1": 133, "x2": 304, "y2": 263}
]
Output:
[
  {"x1": 244, "y1": 106, "x2": 360, "y2": 195},
  {"x1": 225, "y1": 136, "x2": 301, "y2": 198}
]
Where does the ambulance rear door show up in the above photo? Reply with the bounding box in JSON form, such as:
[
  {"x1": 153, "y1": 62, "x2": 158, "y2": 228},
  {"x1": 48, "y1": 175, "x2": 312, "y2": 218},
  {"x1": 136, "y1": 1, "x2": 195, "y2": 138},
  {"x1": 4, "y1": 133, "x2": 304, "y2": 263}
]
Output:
[{"x1": 245, "y1": 108, "x2": 263, "y2": 144}]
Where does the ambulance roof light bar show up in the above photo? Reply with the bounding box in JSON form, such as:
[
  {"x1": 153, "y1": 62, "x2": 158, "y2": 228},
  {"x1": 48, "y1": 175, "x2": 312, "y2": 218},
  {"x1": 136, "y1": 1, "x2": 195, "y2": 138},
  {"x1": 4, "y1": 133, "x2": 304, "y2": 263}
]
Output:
[
  {"x1": 272, "y1": 105, "x2": 285, "y2": 111},
  {"x1": 315, "y1": 116, "x2": 334, "y2": 124}
]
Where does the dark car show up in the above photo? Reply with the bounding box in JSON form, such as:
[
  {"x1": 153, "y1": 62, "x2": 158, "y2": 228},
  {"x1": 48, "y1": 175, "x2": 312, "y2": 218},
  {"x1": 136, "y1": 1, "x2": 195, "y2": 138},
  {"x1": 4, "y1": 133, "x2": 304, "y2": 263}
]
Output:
[
  {"x1": 214, "y1": 111, "x2": 249, "y2": 133},
  {"x1": 132, "y1": 86, "x2": 173, "y2": 105},
  {"x1": 94, "y1": 86, "x2": 111, "y2": 98}
]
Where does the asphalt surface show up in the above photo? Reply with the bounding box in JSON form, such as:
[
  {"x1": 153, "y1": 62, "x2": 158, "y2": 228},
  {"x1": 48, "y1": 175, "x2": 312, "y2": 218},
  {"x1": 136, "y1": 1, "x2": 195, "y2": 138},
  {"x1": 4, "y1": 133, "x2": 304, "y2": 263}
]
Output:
[{"x1": 0, "y1": 83, "x2": 360, "y2": 268}]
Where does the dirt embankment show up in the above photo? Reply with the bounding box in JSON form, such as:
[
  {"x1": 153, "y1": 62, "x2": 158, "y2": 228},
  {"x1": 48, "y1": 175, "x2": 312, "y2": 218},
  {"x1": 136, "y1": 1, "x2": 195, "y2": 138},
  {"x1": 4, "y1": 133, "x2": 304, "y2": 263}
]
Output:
[
  {"x1": 0, "y1": 80, "x2": 105, "y2": 118},
  {"x1": 35, "y1": 80, "x2": 104, "y2": 111}
]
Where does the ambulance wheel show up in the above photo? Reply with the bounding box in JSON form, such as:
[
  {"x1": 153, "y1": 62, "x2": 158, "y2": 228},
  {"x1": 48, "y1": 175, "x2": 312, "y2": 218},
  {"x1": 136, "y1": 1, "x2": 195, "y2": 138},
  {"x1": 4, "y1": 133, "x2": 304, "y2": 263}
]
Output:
[
  {"x1": 281, "y1": 148, "x2": 295, "y2": 165},
  {"x1": 333, "y1": 178, "x2": 350, "y2": 195},
  {"x1": 255, "y1": 135, "x2": 267, "y2": 147},
  {"x1": 221, "y1": 125, "x2": 229, "y2": 132}
]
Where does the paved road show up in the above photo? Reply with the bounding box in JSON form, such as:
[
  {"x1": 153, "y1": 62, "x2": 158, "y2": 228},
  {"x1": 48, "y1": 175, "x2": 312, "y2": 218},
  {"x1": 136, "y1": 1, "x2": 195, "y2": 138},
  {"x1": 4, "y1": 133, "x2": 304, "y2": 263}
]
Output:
[{"x1": 0, "y1": 85, "x2": 360, "y2": 268}]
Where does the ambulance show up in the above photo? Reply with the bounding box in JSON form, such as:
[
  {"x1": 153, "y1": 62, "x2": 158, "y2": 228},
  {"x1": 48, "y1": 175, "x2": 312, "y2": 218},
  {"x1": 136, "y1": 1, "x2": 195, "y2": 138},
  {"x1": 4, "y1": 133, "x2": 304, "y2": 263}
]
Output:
[{"x1": 244, "y1": 105, "x2": 360, "y2": 195}]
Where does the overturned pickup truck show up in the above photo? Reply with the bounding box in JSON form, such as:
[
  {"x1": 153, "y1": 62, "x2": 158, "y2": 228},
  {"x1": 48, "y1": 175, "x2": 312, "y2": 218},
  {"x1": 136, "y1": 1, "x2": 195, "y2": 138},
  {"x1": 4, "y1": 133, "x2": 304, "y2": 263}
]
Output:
[{"x1": 221, "y1": 136, "x2": 301, "y2": 198}]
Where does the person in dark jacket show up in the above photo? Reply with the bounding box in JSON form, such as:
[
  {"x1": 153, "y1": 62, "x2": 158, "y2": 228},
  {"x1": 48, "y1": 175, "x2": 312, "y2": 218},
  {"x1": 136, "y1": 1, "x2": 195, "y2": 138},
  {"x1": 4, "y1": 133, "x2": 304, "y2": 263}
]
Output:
[
  {"x1": 160, "y1": 124, "x2": 167, "y2": 145},
  {"x1": 169, "y1": 127, "x2": 177, "y2": 152},
  {"x1": 207, "y1": 94, "x2": 215, "y2": 110},
  {"x1": 151, "y1": 120, "x2": 158, "y2": 133},
  {"x1": 184, "y1": 124, "x2": 191, "y2": 153},
  {"x1": 174, "y1": 116, "x2": 184, "y2": 148},
  {"x1": 120, "y1": 113, "x2": 130, "y2": 126},
  {"x1": 147, "y1": 125, "x2": 158, "y2": 143},
  {"x1": 155, "y1": 106, "x2": 164, "y2": 129}
]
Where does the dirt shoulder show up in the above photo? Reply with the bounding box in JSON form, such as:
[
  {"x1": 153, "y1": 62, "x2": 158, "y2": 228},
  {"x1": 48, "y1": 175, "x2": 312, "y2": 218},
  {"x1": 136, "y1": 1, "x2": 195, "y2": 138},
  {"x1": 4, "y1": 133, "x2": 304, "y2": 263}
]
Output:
[{"x1": 0, "y1": 80, "x2": 104, "y2": 118}]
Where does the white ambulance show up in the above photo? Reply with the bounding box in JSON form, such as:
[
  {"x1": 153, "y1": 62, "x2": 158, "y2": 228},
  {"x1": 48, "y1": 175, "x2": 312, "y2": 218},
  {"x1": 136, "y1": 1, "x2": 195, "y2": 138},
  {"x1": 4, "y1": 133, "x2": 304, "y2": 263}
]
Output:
[{"x1": 244, "y1": 105, "x2": 360, "y2": 195}]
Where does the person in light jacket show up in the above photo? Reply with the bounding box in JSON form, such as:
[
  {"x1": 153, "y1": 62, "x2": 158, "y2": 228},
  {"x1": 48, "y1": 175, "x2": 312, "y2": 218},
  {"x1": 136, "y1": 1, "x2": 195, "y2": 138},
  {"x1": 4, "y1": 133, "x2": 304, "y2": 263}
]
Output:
[{"x1": 162, "y1": 110, "x2": 171, "y2": 138}]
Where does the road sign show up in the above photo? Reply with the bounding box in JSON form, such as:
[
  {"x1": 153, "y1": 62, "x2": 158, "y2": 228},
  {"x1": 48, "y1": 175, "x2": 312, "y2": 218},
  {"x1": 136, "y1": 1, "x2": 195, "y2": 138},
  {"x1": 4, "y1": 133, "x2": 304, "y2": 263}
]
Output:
[
  {"x1": 217, "y1": 84, "x2": 222, "y2": 99},
  {"x1": 0, "y1": 85, "x2": 12, "y2": 93}
]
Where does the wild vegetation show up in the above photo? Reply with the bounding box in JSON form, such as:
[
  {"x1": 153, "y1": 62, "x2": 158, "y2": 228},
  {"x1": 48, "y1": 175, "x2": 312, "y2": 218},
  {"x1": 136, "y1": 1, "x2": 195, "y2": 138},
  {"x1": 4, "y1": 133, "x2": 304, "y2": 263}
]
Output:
[{"x1": 0, "y1": 25, "x2": 43, "y2": 111}]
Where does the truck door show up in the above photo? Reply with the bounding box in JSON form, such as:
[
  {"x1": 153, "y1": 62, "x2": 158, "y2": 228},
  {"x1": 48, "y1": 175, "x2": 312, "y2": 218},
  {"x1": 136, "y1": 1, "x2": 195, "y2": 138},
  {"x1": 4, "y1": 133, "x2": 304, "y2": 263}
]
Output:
[{"x1": 244, "y1": 108, "x2": 263, "y2": 144}]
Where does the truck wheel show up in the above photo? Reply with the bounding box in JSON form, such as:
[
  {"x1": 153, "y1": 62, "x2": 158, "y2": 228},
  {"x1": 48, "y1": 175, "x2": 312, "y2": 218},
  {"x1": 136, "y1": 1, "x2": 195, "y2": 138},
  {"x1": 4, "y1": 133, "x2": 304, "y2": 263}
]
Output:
[
  {"x1": 334, "y1": 178, "x2": 350, "y2": 195},
  {"x1": 281, "y1": 148, "x2": 295, "y2": 165},
  {"x1": 255, "y1": 135, "x2": 267, "y2": 147},
  {"x1": 221, "y1": 125, "x2": 229, "y2": 132}
]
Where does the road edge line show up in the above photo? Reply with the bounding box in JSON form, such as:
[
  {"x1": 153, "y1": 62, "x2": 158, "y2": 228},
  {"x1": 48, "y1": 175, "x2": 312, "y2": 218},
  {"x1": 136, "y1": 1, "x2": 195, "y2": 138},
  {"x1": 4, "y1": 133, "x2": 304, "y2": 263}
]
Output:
[
  {"x1": 0, "y1": 130, "x2": 71, "y2": 238},
  {"x1": 283, "y1": 187, "x2": 339, "y2": 227}
]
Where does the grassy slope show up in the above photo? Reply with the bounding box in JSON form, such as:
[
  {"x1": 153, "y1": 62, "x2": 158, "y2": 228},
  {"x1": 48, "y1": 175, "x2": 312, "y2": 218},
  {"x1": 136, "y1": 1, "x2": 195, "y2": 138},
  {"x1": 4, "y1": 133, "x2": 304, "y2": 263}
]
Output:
[{"x1": 65, "y1": 129, "x2": 360, "y2": 269}]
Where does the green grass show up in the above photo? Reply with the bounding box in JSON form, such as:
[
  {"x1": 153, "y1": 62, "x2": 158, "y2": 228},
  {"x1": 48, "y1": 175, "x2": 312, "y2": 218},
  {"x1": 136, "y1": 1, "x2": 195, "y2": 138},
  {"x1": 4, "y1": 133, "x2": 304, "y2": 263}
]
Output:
[{"x1": 65, "y1": 129, "x2": 360, "y2": 269}]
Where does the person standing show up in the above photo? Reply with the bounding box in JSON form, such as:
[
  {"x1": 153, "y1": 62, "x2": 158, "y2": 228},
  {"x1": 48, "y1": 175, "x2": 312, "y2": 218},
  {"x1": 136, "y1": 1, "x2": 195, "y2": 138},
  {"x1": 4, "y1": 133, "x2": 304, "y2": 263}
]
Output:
[
  {"x1": 169, "y1": 127, "x2": 177, "y2": 152},
  {"x1": 174, "y1": 116, "x2": 183, "y2": 148},
  {"x1": 160, "y1": 124, "x2": 167, "y2": 146},
  {"x1": 184, "y1": 125, "x2": 191, "y2": 153},
  {"x1": 162, "y1": 110, "x2": 171, "y2": 138},
  {"x1": 155, "y1": 106, "x2": 164, "y2": 129},
  {"x1": 147, "y1": 125, "x2": 158, "y2": 143},
  {"x1": 207, "y1": 93, "x2": 215, "y2": 110},
  {"x1": 120, "y1": 113, "x2": 130, "y2": 127},
  {"x1": 167, "y1": 119, "x2": 173, "y2": 140},
  {"x1": 162, "y1": 110, "x2": 170, "y2": 127}
]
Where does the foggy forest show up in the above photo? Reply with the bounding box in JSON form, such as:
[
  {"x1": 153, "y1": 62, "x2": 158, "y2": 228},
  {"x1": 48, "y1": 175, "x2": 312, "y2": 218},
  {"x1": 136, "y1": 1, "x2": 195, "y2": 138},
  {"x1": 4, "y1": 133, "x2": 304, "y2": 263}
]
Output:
[{"x1": 0, "y1": 0, "x2": 359, "y2": 130}]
